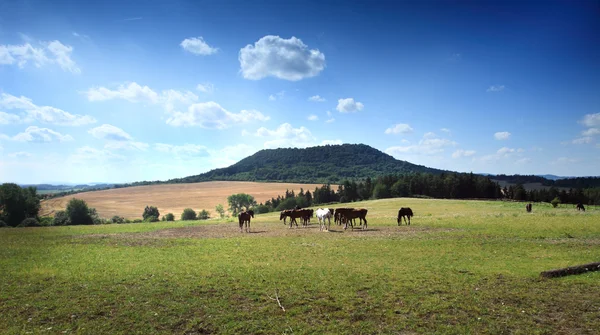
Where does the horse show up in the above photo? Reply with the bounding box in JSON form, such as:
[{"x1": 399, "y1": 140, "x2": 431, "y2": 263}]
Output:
[
  {"x1": 316, "y1": 208, "x2": 333, "y2": 231},
  {"x1": 334, "y1": 208, "x2": 356, "y2": 226},
  {"x1": 397, "y1": 207, "x2": 413, "y2": 225},
  {"x1": 238, "y1": 209, "x2": 254, "y2": 232},
  {"x1": 576, "y1": 203, "x2": 586, "y2": 212},
  {"x1": 335, "y1": 208, "x2": 368, "y2": 230},
  {"x1": 525, "y1": 203, "x2": 532, "y2": 213}
]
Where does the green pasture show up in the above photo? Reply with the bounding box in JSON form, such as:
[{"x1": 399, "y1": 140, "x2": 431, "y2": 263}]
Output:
[{"x1": 1, "y1": 198, "x2": 599, "y2": 334}]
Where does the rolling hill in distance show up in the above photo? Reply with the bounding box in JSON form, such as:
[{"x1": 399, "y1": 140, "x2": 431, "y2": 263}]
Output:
[{"x1": 168, "y1": 144, "x2": 446, "y2": 184}]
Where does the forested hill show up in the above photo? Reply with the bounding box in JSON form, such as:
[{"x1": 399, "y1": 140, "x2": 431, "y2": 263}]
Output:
[{"x1": 170, "y1": 144, "x2": 446, "y2": 184}]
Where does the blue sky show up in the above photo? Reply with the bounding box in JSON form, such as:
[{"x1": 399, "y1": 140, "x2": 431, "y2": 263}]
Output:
[{"x1": 1, "y1": 0, "x2": 599, "y2": 184}]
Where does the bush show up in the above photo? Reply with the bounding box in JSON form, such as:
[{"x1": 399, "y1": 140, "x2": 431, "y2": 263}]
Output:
[
  {"x1": 0, "y1": 220, "x2": 8, "y2": 228},
  {"x1": 551, "y1": 197, "x2": 561, "y2": 208},
  {"x1": 143, "y1": 206, "x2": 160, "y2": 221},
  {"x1": 164, "y1": 213, "x2": 175, "y2": 221},
  {"x1": 39, "y1": 217, "x2": 54, "y2": 227},
  {"x1": 132, "y1": 219, "x2": 143, "y2": 223},
  {"x1": 54, "y1": 210, "x2": 71, "y2": 226},
  {"x1": 198, "y1": 210, "x2": 210, "y2": 220},
  {"x1": 18, "y1": 218, "x2": 40, "y2": 227},
  {"x1": 66, "y1": 198, "x2": 94, "y2": 225},
  {"x1": 181, "y1": 208, "x2": 197, "y2": 221},
  {"x1": 254, "y1": 204, "x2": 270, "y2": 214},
  {"x1": 111, "y1": 216, "x2": 125, "y2": 224},
  {"x1": 144, "y1": 215, "x2": 159, "y2": 222}
]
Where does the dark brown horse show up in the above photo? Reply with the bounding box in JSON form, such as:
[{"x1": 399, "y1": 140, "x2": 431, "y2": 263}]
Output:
[
  {"x1": 397, "y1": 207, "x2": 413, "y2": 225},
  {"x1": 335, "y1": 208, "x2": 368, "y2": 230},
  {"x1": 280, "y1": 209, "x2": 312, "y2": 228},
  {"x1": 526, "y1": 203, "x2": 532, "y2": 213},
  {"x1": 576, "y1": 203, "x2": 586, "y2": 212},
  {"x1": 238, "y1": 209, "x2": 254, "y2": 232}
]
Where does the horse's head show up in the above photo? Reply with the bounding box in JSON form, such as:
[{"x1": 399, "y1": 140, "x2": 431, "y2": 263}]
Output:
[
  {"x1": 248, "y1": 210, "x2": 254, "y2": 218},
  {"x1": 279, "y1": 211, "x2": 285, "y2": 220}
]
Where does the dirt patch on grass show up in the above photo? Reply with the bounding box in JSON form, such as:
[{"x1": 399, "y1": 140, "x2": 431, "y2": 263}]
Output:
[{"x1": 77, "y1": 222, "x2": 457, "y2": 243}]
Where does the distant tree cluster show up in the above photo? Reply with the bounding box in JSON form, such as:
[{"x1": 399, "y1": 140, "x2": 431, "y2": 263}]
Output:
[
  {"x1": 255, "y1": 172, "x2": 503, "y2": 213},
  {"x1": 501, "y1": 184, "x2": 600, "y2": 205},
  {"x1": 0, "y1": 183, "x2": 41, "y2": 227}
]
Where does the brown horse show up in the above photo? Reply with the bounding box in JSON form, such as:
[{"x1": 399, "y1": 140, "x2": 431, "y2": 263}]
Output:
[
  {"x1": 397, "y1": 207, "x2": 413, "y2": 225},
  {"x1": 526, "y1": 203, "x2": 532, "y2": 213},
  {"x1": 238, "y1": 209, "x2": 254, "y2": 232},
  {"x1": 280, "y1": 209, "x2": 312, "y2": 228},
  {"x1": 576, "y1": 203, "x2": 586, "y2": 212},
  {"x1": 335, "y1": 208, "x2": 368, "y2": 230}
]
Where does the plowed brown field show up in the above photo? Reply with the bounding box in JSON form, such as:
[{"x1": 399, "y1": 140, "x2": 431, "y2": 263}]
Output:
[{"x1": 40, "y1": 181, "x2": 327, "y2": 219}]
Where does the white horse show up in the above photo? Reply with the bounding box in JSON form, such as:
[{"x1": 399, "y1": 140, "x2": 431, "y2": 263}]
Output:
[{"x1": 316, "y1": 208, "x2": 333, "y2": 231}]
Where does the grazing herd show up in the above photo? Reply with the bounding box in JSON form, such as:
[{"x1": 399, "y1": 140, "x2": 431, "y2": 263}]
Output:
[
  {"x1": 237, "y1": 206, "x2": 414, "y2": 233},
  {"x1": 237, "y1": 199, "x2": 590, "y2": 233}
]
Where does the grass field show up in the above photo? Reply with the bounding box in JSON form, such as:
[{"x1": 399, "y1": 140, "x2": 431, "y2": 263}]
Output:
[
  {"x1": 39, "y1": 181, "x2": 327, "y2": 219},
  {"x1": 2, "y1": 198, "x2": 599, "y2": 334}
]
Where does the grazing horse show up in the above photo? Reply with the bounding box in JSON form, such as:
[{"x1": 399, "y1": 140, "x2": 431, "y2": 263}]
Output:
[
  {"x1": 238, "y1": 210, "x2": 254, "y2": 233},
  {"x1": 334, "y1": 208, "x2": 356, "y2": 226},
  {"x1": 335, "y1": 208, "x2": 368, "y2": 230},
  {"x1": 526, "y1": 203, "x2": 532, "y2": 213},
  {"x1": 280, "y1": 209, "x2": 310, "y2": 228},
  {"x1": 397, "y1": 207, "x2": 414, "y2": 225},
  {"x1": 316, "y1": 208, "x2": 333, "y2": 231},
  {"x1": 576, "y1": 203, "x2": 586, "y2": 212}
]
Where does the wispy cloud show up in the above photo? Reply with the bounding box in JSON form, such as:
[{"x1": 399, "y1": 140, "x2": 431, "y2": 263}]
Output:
[
  {"x1": 0, "y1": 93, "x2": 96, "y2": 126},
  {"x1": 487, "y1": 85, "x2": 505, "y2": 92},
  {"x1": 452, "y1": 149, "x2": 476, "y2": 159},
  {"x1": 307, "y1": 114, "x2": 318, "y2": 121},
  {"x1": 308, "y1": 95, "x2": 326, "y2": 102},
  {"x1": 121, "y1": 17, "x2": 143, "y2": 21},
  {"x1": 0, "y1": 38, "x2": 80, "y2": 73}
]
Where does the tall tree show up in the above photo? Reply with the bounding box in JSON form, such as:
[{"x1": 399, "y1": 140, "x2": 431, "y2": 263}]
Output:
[{"x1": 227, "y1": 193, "x2": 257, "y2": 215}]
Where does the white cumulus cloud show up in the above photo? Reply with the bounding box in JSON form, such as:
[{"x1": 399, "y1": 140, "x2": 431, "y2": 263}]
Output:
[
  {"x1": 166, "y1": 102, "x2": 269, "y2": 128},
  {"x1": 580, "y1": 113, "x2": 600, "y2": 127},
  {"x1": 308, "y1": 114, "x2": 319, "y2": 121},
  {"x1": 0, "y1": 93, "x2": 95, "y2": 126},
  {"x1": 239, "y1": 35, "x2": 325, "y2": 81},
  {"x1": 10, "y1": 126, "x2": 74, "y2": 142},
  {"x1": 0, "y1": 39, "x2": 80, "y2": 73},
  {"x1": 386, "y1": 136, "x2": 457, "y2": 157},
  {"x1": 494, "y1": 131, "x2": 511, "y2": 140},
  {"x1": 385, "y1": 123, "x2": 413, "y2": 135},
  {"x1": 252, "y1": 123, "x2": 316, "y2": 148},
  {"x1": 581, "y1": 128, "x2": 600, "y2": 137},
  {"x1": 180, "y1": 37, "x2": 218, "y2": 55},
  {"x1": 336, "y1": 98, "x2": 364, "y2": 113},
  {"x1": 88, "y1": 124, "x2": 148, "y2": 151},
  {"x1": 0, "y1": 111, "x2": 21, "y2": 124}
]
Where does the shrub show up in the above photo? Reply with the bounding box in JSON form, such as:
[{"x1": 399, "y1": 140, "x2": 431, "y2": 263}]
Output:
[
  {"x1": 39, "y1": 216, "x2": 54, "y2": 227},
  {"x1": 54, "y1": 210, "x2": 71, "y2": 226},
  {"x1": 198, "y1": 210, "x2": 210, "y2": 220},
  {"x1": 254, "y1": 204, "x2": 270, "y2": 214},
  {"x1": 124, "y1": 219, "x2": 132, "y2": 223},
  {"x1": 164, "y1": 213, "x2": 175, "y2": 221},
  {"x1": 18, "y1": 218, "x2": 40, "y2": 227},
  {"x1": 66, "y1": 198, "x2": 94, "y2": 225},
  {"x1": 111, "y1": 216, "x2": 125, "y2": 224},
  {"x1": 132, "y1": 219, "x2": 143, "y2": 223},
  {"x1": 181, "y1": 208, "x2": 197, "y2": 221},
  {"x1": 143, "y1": 206, "x2": 160, "y2": 221},
  {"x1": 144, "y1": 215, "x2": 159, "y2": 222},
  {"x1": 551, "y1": 197, "x2": 561, "y2": 208},
  {"x1": 0, "y1": 220, "x2": 8, "y2": 228},
  {"x1": 215, "y1": 204, "x2": 225, "y2": 218}
]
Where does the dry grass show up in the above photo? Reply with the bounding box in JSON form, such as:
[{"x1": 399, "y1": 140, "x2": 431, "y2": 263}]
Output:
[{"x1": 40, "y1": 181, "x2": 326, "y2": 219}]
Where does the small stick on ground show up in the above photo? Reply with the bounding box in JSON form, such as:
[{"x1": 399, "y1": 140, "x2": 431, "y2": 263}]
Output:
[
  {"x1": 267, "y1": 289, "x2": 286, "y2": 312},
  {"x1": 540, "y1": 262, "x2": 600, "y2": 278}
]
